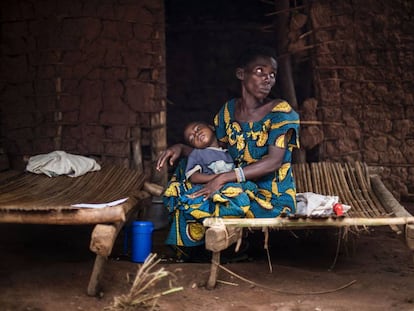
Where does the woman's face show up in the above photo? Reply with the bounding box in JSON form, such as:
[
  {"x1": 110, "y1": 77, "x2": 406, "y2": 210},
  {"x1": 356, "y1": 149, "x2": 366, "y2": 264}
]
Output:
[
  {"x1": 239, "y1": 56, "x2": 277, "y2": 100},
  {"x1": 184, "y1": 122, "x2": 216, "y2": 149}
]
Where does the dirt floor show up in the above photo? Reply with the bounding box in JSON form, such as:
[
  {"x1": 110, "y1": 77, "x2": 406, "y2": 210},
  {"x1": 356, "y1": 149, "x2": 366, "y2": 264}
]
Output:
[{"x1": 1, "y1": 203, "x2": 414, "y2": 311}]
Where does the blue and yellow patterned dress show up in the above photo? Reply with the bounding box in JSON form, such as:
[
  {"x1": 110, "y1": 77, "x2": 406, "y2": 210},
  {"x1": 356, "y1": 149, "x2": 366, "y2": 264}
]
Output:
[
  {"x1": 163, "y1": 98, "x2": 300, "y2": 247},
  {"x1": 214, "y1": 98, "x2": 300, "y2": 218},
  {"x1": 163, "y1": 157, "x2": 251, "y2": 247}
]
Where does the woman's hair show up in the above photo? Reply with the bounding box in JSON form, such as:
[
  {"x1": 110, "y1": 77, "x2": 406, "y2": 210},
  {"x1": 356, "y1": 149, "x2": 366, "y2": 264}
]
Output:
[{"x1": 236, "y1": 45, "x2": 278, "y2": 68}]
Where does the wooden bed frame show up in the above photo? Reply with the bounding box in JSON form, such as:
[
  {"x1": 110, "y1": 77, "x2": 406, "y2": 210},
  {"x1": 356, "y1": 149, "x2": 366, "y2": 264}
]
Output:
[
  {"x1": 203, "y1": 161, "x2": 414, "y2": 289},
  {"x1": 0, "y1": 165, "x2": 148, "y2": 296}
]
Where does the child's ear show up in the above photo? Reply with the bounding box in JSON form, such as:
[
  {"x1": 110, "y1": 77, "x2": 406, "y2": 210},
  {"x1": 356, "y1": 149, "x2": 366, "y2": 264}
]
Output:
[{"x1": 236, "y1": 67, "x2": 244, "y2": 80}]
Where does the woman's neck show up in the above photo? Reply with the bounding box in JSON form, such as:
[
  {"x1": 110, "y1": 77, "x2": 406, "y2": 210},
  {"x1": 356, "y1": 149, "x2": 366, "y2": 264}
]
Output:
[{"x1": 235, "y1": 97, "x2": 273, "y2": 123}]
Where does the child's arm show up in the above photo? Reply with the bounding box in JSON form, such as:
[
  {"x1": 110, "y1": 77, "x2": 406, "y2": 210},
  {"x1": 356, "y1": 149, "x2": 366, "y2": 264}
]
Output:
[
  {"x1": 156, "y1": 143, "x2": 193, "y2": 171},
  {"x1": 189, "y1": 171, "x2": 218, "y2": 184}
]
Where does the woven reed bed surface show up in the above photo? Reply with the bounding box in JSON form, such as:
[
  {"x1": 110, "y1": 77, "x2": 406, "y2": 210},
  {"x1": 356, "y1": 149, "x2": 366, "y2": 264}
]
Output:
[
  {"x1": 0, "y1": 161, "x2": 388, "y2": 217},
  {"x1": 292, "y1": 161, "x2": 388, "y2": 218},
  {"x1": 0, "y1": 165, "x2": 146, "y2": 212}
]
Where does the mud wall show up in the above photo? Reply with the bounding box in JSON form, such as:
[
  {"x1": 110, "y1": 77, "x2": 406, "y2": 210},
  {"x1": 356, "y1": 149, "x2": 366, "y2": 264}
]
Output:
[
  {"x1": 1, "y1": 0, "x2": 413, "y2": 198},
  {"x1": 0, "y1": 0, "x2": 166, "y2": 182},
  {"x1": 307, "y1": 0, "x2": 414, "y2": 198}
]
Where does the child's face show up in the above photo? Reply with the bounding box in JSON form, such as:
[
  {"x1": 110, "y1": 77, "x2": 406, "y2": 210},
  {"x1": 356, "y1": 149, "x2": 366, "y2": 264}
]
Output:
[{"x1": 184, "y1": 122, "x2": 216, "y2": 149}]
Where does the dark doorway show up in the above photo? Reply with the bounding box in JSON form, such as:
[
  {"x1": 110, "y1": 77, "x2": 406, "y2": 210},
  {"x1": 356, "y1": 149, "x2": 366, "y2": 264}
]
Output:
[{"x1": 164, "y1": 0, "x2": 277, "y2": 145}]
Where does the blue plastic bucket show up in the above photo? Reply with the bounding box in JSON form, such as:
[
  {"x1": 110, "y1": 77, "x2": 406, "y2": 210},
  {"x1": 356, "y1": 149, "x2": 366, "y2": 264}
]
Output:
[{"x1": 131, "y1": 221, "x2": 154, "y2": 263}]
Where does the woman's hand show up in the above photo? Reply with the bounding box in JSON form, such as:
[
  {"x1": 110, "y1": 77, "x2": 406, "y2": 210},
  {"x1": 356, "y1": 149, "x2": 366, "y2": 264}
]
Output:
[{"x1": 156, "y1": 144, "x2": 183, "y2": 171}]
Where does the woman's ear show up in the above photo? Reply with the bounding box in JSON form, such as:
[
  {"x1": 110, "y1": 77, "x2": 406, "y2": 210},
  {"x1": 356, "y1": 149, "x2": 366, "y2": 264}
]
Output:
[{"x1": 236, "y1": 67, "x2": 244, "y2": 80}]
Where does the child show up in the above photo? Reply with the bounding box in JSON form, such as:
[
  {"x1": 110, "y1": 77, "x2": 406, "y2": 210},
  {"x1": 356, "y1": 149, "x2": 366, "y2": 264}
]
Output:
[{"x1": 183, "y1": 121, "x2": 235, "y2": 185}]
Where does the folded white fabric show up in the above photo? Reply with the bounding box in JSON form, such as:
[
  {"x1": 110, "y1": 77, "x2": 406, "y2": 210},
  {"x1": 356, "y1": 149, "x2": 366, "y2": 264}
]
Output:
[
  {"x1": 26, "y1": 150, "x2": 101, "y2": 177},
  {"x1": 296, "y1": 192, "x2": 351, "y2": 216}
]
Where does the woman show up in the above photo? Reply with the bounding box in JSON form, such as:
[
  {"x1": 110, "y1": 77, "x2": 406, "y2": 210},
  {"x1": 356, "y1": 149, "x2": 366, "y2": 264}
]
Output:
[{"x1": 156, "y1": 46, "x2": 300, "y2": 249}]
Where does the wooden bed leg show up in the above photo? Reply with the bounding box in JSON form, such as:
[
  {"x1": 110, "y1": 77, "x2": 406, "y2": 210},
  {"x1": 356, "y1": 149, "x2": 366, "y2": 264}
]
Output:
[
  {"x1": 204, "y1": 225, "x2": 242, "y2": 290},
  {"x1": 405, "y1": 223, "x2": 414, "y2": 250},
  {"x1": 87, "y1": 255, "x2": 107, "y2": 296},
  {"x1": 87, "y1": 207, "x2": 141, "y2": 296},
  {"x1": 206, "y1": 251, "x2": 220, "y2": 290},
  {"x1": 205, "y1": 226, "x2": 243, "y2": 253}
]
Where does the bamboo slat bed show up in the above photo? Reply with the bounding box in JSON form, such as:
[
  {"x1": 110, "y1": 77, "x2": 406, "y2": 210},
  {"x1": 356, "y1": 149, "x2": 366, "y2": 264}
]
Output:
[
  {"x1": 203, "y1": 161, "x2": 414, "y2": 289},
  {"x1": 294, "y1": 161, "x2": 385, "y2": 219},
  {"x1": 0, "y1": 165, "x2": 147, "y2": 296}
]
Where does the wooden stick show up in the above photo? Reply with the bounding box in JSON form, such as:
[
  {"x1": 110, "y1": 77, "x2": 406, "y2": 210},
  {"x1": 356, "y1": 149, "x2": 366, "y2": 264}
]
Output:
[
  {"x1": 265, "y1": 4, "x2": 308, "y2": 16},
  {"x1": 207, "y1": 252, "x2": 221, "y2": 290},
  {"x1": 151, "y1": 111, "x2": 167, "y2": 186},
  {"x1": 131, "y1": 127, "x2": 143, "y2": 174},
  {"x1": 370, "y1": 174, "x2": 414, "y2": 251},
  {"x1": 143, "y1": 181, "x2": 164, "y2": 197},
  {"x1": 87, "y1": 255, "x2": 107, "y2": 296},
  {"x1": 300, "y1": 120, "x2": 344, "y2": 126},
  {"x1": 203, "y1": 217, "x2": 414, "y2": 229},
  {"x1": 367, "y1": 163, "x2": 414, "y2": 167},
  {"x1": 216, "y1": 279, "x2": 239, "y2": 287},
  {"x1": 0, "y1": 205, "x2": 126, "y2": 225},
  {"x1": 370, "y1": 175, "x2": 411, "y2": 218}
]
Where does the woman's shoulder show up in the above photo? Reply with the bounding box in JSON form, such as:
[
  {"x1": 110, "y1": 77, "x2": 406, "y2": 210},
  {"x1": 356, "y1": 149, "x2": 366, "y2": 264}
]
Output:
[
  {"x1": 268, "y1": 99, "x2": 299, "y2": 117},
  {"x1": 270, "y1": 99, "x2": 293, "y2": 112},
  {"x1": 264, "y1": 99, "x2": 299, "y2": 128},
  {"x1": 220, "y1": 98, "x2": 237, "y2": 111},
  {"x1": 214, "y1": 98, "x2": 237, "y2": 125}
]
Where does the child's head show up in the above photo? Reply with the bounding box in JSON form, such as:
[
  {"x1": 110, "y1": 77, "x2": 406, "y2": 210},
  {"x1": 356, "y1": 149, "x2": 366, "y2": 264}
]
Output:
[{"x1": 184, "y1": 121, "x2": 218, "y2": 149}]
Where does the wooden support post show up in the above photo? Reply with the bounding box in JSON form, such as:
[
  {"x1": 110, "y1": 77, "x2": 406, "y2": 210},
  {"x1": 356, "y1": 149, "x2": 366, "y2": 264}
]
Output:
[
  {"x1": 205, "y1": 226, "x2": 243, "y2": 252},
  {"x1": 151, "y1": 111, "x2": 167, "y2": 186},
  {"x1": 205, "y1": 225, "x2": 243, "y2": 289},
  {"x1": 87, "y1": 255, "x2": 107, "y2": 296},
  {"x1": 131, "y1": 127, "x2": 143, "y2": 174},
  {"x1": 88, "y1": 223, "x2": 119, "y2": 296},
  {"x1": 405, "y1": 224, "x2": 414, "y2": 251},
  {"x1": 90, "y1": 224, "x2": 118, "y2": 257},
  {"x1": 87, "y1": 204, "x2": 141, "y2": 295},
  {"x1": 207, "y1": 252, "x2": 221, "y2": 290}
]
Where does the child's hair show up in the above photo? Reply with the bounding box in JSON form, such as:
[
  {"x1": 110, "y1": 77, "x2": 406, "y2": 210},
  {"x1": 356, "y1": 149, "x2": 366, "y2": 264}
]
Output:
[{"x1": 236, "y1": 45, "x2": 278, "y2": 68}]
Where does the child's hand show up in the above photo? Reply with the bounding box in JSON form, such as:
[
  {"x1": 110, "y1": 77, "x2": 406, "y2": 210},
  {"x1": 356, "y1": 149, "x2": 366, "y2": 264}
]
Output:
[{"x1": 156, "y1": 145, "x2": 182, "y2": 170}]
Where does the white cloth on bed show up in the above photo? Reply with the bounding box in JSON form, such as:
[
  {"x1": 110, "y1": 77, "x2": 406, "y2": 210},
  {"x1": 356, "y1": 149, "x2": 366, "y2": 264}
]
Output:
[
  {"x1": 296, "y1": 192, "x2": 351, "y2": 216},
  {"x1": 26, "y1": 150, "x2": 101, "y2": 177}
]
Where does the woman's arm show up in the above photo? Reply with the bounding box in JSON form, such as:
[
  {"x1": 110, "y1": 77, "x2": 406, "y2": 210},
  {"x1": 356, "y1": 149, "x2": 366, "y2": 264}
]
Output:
[
  {"x1": 190, "y1": 132, "x2": 290, "y2": 199},
  {"x1": 220, "y1": 144, "x2": 285, "y2": 183},
  {"x1": 156, "y1": 143, "x2": 193, "y2": 171},
  {"x1": 240, "y1": 145, "x2": 285, "y2": 180}
]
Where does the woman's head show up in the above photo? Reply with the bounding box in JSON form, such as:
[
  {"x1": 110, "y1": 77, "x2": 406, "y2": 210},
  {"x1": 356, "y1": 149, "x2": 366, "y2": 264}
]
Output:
[
  {"x1": 236, "y1": 46, "x2": 278, "y2": 100},
  {"x1": 184, "y1": 121, "x2": 218, "y2": 149}
]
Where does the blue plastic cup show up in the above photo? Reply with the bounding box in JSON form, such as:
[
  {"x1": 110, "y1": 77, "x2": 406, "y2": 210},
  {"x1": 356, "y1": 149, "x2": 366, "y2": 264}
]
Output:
[{"x1": 131, "y1": 221, "x2": 154, "y2": 263}]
